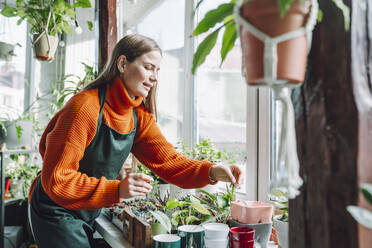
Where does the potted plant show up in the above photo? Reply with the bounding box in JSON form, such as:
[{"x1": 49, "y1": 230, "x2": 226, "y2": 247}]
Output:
[
  {"x1": 270, "y1": 188, "x2": 289, "y2": 248},
  {"x1": 0, "y1": 41, "x2": 20, "y2": 61},
  {"x1": 177, "y1": 139, "x2": 237, "y2": 194},
  {"x1": 4, "y1": 153, "x2": 41, "y2": 200},
  {"x1": 191, "y1": 0, "x2": 349, "y2": 85},
  {"x1": 347, "y1": 183, "x2": 372, "y2": 229},
  {"x1": 0, "y1": 0, "x2": 93, "y2": 61}
]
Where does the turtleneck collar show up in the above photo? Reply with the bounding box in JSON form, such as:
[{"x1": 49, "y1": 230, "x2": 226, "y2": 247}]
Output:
[{"x1": 106, "y1": 76, "x2": 143, "y2": 115}]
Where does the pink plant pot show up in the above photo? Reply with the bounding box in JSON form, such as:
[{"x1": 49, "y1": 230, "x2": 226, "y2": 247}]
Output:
[{"x1": 230, "y1": 201, "x2": 273, "y2": 224}]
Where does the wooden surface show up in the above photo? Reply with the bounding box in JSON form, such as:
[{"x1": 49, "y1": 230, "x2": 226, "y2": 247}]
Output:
[
  {"x1": 98, "y1": 0, "x2": 117, "y2": 71},
  {"x1": 289, "y1": 0, "x2": 372, "y2": 247},
  {"x1": 95, "y1": 215, "x2": 132, "y2": 248}
]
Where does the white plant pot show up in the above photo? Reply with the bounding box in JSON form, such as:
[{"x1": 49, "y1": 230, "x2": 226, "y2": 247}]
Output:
[
  {"x1": 5, "y1": 120, "x2": 33, "y2": 149},
  {"x1": 33, "y1": 33, "x2": 59, "y2": 61},
  {"x1": 273, "y1": 215, "x2": 288, "y2": 248}
]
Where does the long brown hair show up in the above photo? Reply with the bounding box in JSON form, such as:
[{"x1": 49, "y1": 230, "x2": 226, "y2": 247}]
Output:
[{"x1": 85, "y1": 34, "x2": 162, "y2": 119}]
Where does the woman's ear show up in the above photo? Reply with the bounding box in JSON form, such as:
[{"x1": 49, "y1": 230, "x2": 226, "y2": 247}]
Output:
[{"x1": 117, "y1": 55, "x2": 127, "y2": 73}]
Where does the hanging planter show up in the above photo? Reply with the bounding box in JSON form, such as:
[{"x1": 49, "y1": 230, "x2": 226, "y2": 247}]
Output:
[
  {"x1": 32, "y1": 33, "x2": 59, "y2": 62},
  {"x1": 234, "y1": 0, "x2": 318, "y2": 198},
  {"x1": 236, "y1": 0, "x2": 313, "y2": 85},
  {"x1": 0, "y1": 41, "x2": 19, "y2": 61}
]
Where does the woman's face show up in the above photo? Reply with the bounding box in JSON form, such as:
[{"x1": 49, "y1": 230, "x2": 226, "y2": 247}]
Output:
[{"x1": 118, "y1": 51, "x2": 162, "y2": 99}]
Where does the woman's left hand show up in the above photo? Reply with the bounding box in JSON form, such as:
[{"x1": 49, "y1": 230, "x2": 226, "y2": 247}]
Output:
[{"x1": 210, "y1": 165, "x2": 243, "y2": 187}]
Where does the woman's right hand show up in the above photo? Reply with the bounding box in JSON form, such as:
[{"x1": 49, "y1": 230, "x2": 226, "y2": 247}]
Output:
[{"x1": 119, "y1": 173, "x2": 154, "y2": 198}]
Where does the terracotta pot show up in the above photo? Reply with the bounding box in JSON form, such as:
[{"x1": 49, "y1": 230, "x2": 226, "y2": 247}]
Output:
[
  {"x1": 238, "y1": 0, "x2": 311, "y2": 85},
  {"x1": 230, "y1": 200, "x2": 273, "y2": 224},
  {"x1": 33, "y1": 33, "x2": 58, "y2": 62}
]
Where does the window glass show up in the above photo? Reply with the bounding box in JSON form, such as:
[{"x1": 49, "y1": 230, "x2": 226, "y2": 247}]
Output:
[
  {"x1": 0, "y1": 16, "x2": 27, "y2": 119},
  {"x1": 137, "y1": 0, "x2": 185, "y2": 144},
  {"x1": 196, "y1": 1, "x2": 247, "y2": 187}
]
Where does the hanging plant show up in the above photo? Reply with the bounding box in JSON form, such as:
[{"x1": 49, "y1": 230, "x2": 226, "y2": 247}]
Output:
[
  {"x1": 0, "y1": 0, "x2": 93, "y2": 61},
  {"x1": 191, "y1": 0, "x2": 350, "y2": 75}
]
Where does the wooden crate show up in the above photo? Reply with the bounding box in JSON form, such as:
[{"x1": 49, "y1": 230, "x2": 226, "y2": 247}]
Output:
[
  {"x1": 133, "y1": 216, "x2": 152, "y2": 248},
  {"x1": 121, "y1": 207, "x2": 135, "y2": 245}
]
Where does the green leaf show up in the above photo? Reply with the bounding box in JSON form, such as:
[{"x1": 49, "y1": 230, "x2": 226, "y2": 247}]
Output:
[
  {"x1": 192, "y1": 26, "x2": 221, "y2": 74},
  {"x1": 74, "y1": 0, "x2": 92, "y2": 8},
  {"x1": 347, "y1": 206, "x2": 372, "y2": 229},
  {"x1": 361, "y1": 183, "x2": 372, "y2": 205},
  {"x1": 150, "y1": 210, "x2": 171, "y2": 234},
  {"x1": 166, "y1": 198, "x2": 180, "y2": 210},
  {"x1": 190, "y1": 203, "x2": 210, "y2": 215},
  {"x1": 1, "y1": 6, "x2": 17, "y2": 17},
  {"x1": 317, "y1": 9, "x2": 323, "y2": 23},
  {"x1": 277, "y1": 0, "x2": 294, "y2": 18},
  {"x1": 16, "y1": 0, "x2": 23, "y2": 7},
  {"x1": 87, "y1": 21, "x2": 93, "y2": 31},
  {"x1": 61, "y1": 20, "x2": 72, "y2": 35},
  {"x1": 186, "y1": 216, "x2": 200, "y2": 225},
  {"x1": 220, "y1": 21, "x2": 237, "y2": 66},
  {"x1": 190, "y1": 195, "x2": 200, "y2": 204},
  {"x1": 192, "y1": 3, "x2": 234, "y2": 36}
]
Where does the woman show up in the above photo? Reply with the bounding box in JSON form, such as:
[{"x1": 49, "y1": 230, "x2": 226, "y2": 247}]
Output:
[{"x1": 28, "y1": 34, "x2": 242, "y2": 247}]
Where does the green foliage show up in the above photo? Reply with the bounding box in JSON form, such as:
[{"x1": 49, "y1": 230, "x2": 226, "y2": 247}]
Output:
[
  {"x1": 269, "y1": 187, "x2": 288, "y2": 222},
  {"x1": 45, "y1": 62, "x2": 97, "y2": 118},
  {"x1": 149, "y1": 210, "x2": 172, "y2": 233},
  {"x1": 4, "y1": 153, "x2": 41, "y2": 200},
  {"x1": 177, "y1": 138, "x2": 237, "y2": 164},
  {"x1": 196, "y1": 184, "x2": 235, "y2": 223},
  {"x1": 191, "y1": 0, "x2": 350, "y2": 74},
  {"x1": 0, "y1": 0, "x2": 92, "y2": 36},
  {"x1": 347, "y1": 183, "x2": 372, "y2": 229}
]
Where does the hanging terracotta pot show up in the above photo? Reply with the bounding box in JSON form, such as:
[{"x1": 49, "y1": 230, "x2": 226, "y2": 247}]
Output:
[
  {"x1": 32, "y1": 33, "x2": 59, "y2": 62},
  {"x1": 237, "y1": 0, "x2": 311, "y2": 85}
]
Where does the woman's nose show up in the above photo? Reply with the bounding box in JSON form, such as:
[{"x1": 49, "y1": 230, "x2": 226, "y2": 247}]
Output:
[{"x1": 149, "y1": 72, "x2": 158, "y2": 82}]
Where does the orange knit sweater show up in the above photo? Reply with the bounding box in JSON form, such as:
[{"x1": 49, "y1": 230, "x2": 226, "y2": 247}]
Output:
[{"x1": 28, "y1": 77, "x2": 216, "y2": 210}]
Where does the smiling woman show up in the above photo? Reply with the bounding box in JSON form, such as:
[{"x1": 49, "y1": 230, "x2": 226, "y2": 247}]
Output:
[{"x1": 27, "y1": 33, "x2": 242, "y2": 248}]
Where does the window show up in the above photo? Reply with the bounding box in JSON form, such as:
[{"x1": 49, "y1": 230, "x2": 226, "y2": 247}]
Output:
[
  {"x1": 123, "y1": 0, "x2": 271, "y2": 201},
  {"x1": 0, "y1": 16, "x2": 27, "y2": 118},
  {"x1": 137, "y1": 0, "x2": 185, "y2": 144},
  {"x1": 195, "y1": 0, "x2": 248, "y2": 193}
]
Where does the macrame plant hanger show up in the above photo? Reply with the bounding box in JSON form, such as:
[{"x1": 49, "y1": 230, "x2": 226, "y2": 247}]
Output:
[
  {"x1": 31, "y1": 2, "x2": 57, "y2": 60},
  {"x1": 234, "y1": 0, "x2": 319, "y2": 199}
]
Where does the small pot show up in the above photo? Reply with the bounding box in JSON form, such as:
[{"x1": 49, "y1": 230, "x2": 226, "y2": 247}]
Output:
[
  {"x1": 230, "y1": 200, "x2": 273, "y2": 224},
  {"x1": 33, "y1": 33, "x2": 59, "y2": 62},
  {"x1": 273, "y1": 215, "x2": 288, "y2": 248}
]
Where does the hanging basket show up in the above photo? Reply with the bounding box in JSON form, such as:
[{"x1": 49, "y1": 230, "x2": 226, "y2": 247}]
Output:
[
  {"x1": 32, "y1": 33, "x2": 59, "y2": 62},
  {"x1": 235, "y1": 0, "x2": 316, "y2": 86},
  {"x1": 0, "y1": 41, "x2": 16, "y2": 61}
]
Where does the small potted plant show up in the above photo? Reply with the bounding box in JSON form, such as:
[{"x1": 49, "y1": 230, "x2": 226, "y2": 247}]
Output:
[
  {"x1": 270, "y1": 187, "x2": 289, "y2": 248},
  {"x1": 0, "y1": 0, "x2": 93, "y2": 61}
]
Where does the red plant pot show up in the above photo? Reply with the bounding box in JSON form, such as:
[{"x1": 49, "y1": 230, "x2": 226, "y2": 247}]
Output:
[{"x1": 229, "y1": 226, "x2": 255, "y2": 242}]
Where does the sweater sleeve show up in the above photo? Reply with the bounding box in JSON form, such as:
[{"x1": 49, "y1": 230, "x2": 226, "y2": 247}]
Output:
[
  {"x1": 39, "y1": 92, "x2": 120, "y2": 210},
  {"x1": 131, "y1": 107, "x2": 217, "y2": 189}
]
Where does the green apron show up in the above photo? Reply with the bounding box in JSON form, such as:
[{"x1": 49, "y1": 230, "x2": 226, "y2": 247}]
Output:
[{"x1": 29, "y1": 85, "x2": 138, "y2": 248}]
